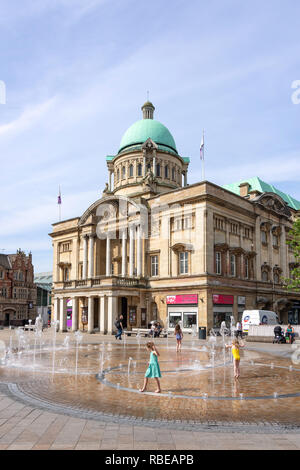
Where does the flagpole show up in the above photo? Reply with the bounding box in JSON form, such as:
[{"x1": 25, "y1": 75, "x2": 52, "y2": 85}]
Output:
[
  {"x1": 200, "y1": 129, "x2": 205, "y2": 181},
  {"x1": 58, "y1": 185, "x2": 61, "y2": 222}
]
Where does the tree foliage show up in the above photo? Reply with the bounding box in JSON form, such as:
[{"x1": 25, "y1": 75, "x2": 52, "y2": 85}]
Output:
[{"x1": 285, "y1": 218, "x2": 300, "y2": 291}]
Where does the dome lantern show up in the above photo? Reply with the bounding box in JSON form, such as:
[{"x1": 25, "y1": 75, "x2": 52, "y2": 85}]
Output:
[{"x1": 141, "y1": 101, "x2": 155, "y2": 120}]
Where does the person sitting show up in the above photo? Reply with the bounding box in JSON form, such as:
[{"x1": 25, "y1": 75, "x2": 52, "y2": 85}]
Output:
[
  {"x1": 148, "y1": 321, "x2": 156, "y2": 337},
  {"x1": 285, "y1": 324, "x2": 295, "y2": 344},
  {"x1": 154, "y1": 322, "x2": 162, "y2": 338}
]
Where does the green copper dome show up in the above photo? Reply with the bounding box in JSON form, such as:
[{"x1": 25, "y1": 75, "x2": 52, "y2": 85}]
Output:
[{"x1": 118, "y1": 119, "x2": 178, "y2": 154}]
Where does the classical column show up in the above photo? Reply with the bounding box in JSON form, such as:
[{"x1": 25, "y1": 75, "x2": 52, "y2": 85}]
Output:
[
  {"x1": 53, "y1": 297, "x2": 59, "y2": 323},
  {"x1": 129, "y1": 225, "x2": 134, "y2": 277},
  {"x1": 82, "y1": 235, "x2": 88, "y2": 280},
  {"x1": 184, "y1": 171, "x2": 187, "y2": 187},
  {"x1": 121, "y1": 229, "x2": 127, "y2": 277},
  {"x1": 88, "y1": 234, "x2": 95, "y2": 279},
  {"x1": 106, "y1": 235, "x2": 111, "y2": 276},
  {"x1": 109, "y1": 170, "x2": 112, "y2": 191},
  {"x1": 143, "y1": 154, "x2": 146, "y2": 176},
  {"x1": 88, "y1": 296, "x2": 94, "y2": 333},
  {"x1": 280, "y1": 225, "x2": 288, "y2": 278},
  {"x1": 136, "y1": 225, "x2": 142, "y2": 277},
  {"x1": 100, "y1": 296, "x2": 106, "y2": 334},
  {"x1": 59, "y1": 298, "x2": 67, "y2": 332},
  {"x1": 268, "y1": 226, "x2": 273, "y2": 280},
  {"x1": 255, "y1": 216, "x2": 261, "y2": 280},
  {"x1": 107, "y1": 296, "x2": 117, "y2": 335},
  {"x1": 72, "y1": 297, "x2": 78, "y2": 332}
]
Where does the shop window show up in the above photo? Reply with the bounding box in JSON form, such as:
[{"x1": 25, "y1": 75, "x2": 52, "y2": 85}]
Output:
[
  {"x1": 215, "y1": 252, "x2": 221, "y2": 275},
  {"x1": 151, "y1": 255, "x2": 158, "y2": 277},
  {"x1": 179, "y1": 251, "x2": 189, "y2": 274}
]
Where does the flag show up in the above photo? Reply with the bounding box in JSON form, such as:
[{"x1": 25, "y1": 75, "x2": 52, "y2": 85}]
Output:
[
  {"x1": 200, "y1": 133, "x2": 204, "y2": 160},
  {"x1": 58, "y1": 186, "x2": 61, "y2": 205}
]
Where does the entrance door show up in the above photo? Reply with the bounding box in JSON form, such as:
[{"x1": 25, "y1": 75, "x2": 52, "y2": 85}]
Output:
[
  {"x1": 4, "y1": 313, "x2": 9, "y2": 327},
  {"x1": 121, "y1": 297, "x2": 127, "y2": 328}
]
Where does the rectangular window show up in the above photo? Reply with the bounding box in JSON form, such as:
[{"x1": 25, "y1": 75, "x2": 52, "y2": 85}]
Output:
[
  {"x1": 230, "y1": 254, "x2": 236, "y2": 276},
  {"x1": 273, "y1": 234, "x2": 279, "y2": 246},
  {"x1": 0, "y1": 271, "x2": 3, "y2": 279},
  {"x1": 245, "y1": 257, "x2": 249, "y2": 278},
  {"x1": 62, "y1": 242, "x2": 70, "y2": 252},
  {"x1": 215, "y1": 252, "x2": 221, "y2": 275},
  {"x1": 179, "y1": 252, "x2": 189, "y2": 274},
  {"x1": 183, "y1": 216, "x2": 192, "y2": 230},
  {"x1": 63, "y1": 268, "x2": 69, "y2": 281},
  {"x1": 261, "y1": 231, "x2": 267, "y2": 244},
  {"x1": 151, "y1": 255, "x2": 159, "y2": 277}
]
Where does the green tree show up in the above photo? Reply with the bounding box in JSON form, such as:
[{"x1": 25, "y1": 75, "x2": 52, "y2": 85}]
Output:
[{"x1": 285, "y1": 218, "x2": 300, "y2": 291}]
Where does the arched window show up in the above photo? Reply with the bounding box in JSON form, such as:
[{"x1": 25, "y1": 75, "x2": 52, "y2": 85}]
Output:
[
  {"x1": 117, "y1": 169, "x2": 120, "y2": 182},
  {"x1": 165, "y1": 165, "x2": 169, "y2": 178},
  {"x1": 138, "y1": 163, "x2": 142, "y2": 176},
  {"x1": 156, "y1": 163, "x2": 161, "y2": 177},
  {"x1": 129, "y1": 164, "x2": 133, "y2": 177},
  {"x1": 274, "y1": 273, "x2": 279, "y2": 284},
  {"x1": 122, "y1": 166, "x2": 126, "y2": 179},
  {"x1": 172, "y1": 167, "x2": 175, "y2": 181},
  {"x1": 262, "y1": 270, "x2": 268, "y2": 282}
]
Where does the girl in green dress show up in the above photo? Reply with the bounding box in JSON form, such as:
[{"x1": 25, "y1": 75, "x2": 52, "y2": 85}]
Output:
[{"x1": 139, "y1": 342, "x2": 161, "y2": 393}]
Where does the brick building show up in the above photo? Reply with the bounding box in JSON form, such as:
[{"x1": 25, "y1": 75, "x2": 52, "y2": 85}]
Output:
[{"x1": 0, "y1": 250, "x2": 37, "y2": 326}]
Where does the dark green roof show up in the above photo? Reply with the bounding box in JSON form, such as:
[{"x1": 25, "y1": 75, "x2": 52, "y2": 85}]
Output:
[{"x1": 223, "y1": 176, "x2": 300, "y2": 211}]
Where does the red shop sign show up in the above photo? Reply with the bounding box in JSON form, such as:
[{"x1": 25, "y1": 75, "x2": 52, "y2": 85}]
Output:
[
  {"x1": 213, "y1": 294, "x2": 234, "y2": 305},
  {"x1": 166, "y1": 294, "x2": 198, "y2": 305}
]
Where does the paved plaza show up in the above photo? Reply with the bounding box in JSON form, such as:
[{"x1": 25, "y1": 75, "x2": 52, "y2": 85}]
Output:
[{"x1": 0, "y1": 329, "x2": 299, "y2": 450}]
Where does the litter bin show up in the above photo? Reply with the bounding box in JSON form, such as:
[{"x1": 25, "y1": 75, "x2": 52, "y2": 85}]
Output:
[{"x1": 198, "y1": 326, "x2": 206, "y2": 340}]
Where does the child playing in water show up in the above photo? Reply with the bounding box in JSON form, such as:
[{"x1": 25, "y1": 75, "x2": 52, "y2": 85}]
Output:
[
  {"x1": 139, "y1": 342, "x2": 161, "y2": 393},
  {"x1": 225, "y1": 338, "x2": 244, "y2": 379},
  {"x1": 175, "y1": 324, "x2": 183, "y2": 352}
]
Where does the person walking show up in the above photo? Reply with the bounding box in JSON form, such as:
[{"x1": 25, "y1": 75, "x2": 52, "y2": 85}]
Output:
[
  {"x1": 139, "y1": 342, "x2": 161, "y2": 393},
  {"x1": 114, "y1": 315, "x2": 123, "y2": 340},
  {"x1": 175, "y1": 324, "x2": 183, "y2": 352},
  {"x1": 225, "y1": 338, "x2": 244, "y2": 379}
]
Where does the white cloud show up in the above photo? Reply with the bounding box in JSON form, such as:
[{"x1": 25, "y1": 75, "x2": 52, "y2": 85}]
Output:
[{"x1": 0, "y1": 98, "x2": 56, "y2": 138}]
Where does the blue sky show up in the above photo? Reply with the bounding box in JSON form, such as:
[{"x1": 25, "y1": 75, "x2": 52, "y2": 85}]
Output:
[{"x1": 0, "y1": 0, "x2": 300, "y2": 272}]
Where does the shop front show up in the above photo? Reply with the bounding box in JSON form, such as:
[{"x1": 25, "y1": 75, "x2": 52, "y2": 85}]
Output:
[
  {"x1": 213, "y1": 294, "x2": 234, "y2": 328},
  {"x1": 288, "y1": 300, "x2": 300, "y2": 325},
  {"x1": 166, "y1": 294, "x2": 198, "y2": 332}
]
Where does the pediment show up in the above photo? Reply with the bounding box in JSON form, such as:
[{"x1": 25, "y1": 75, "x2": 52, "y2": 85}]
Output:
[
  {"x1": 78, "y1": 195, "x2": 148, "y2": 227},
  {"x1": 141, "y1": 138, "x2": 158, "y2": 150},
  {"x1": 253, "y1": 192, "x2": 291, "y2": 217}
]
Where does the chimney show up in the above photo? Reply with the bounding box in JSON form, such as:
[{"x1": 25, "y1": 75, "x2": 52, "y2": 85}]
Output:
[{"x1": 239, "y1": 182, "x2": 250, "y2": 198}]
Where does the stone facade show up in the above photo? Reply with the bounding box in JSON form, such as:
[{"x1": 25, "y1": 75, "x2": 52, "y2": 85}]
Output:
[
  {"x1": 50, "y1": 104, "x2": 300, "y2": 334},
  {"x1": 0, "y1": 250, "x2": 37, "y2": 326}
]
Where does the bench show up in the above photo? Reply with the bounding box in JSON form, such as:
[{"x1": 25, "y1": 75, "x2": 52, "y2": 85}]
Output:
[{"x1": 123, "y1": 328, "x2": 169, "y2": 338}]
